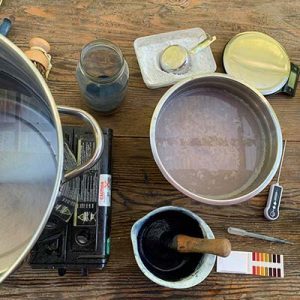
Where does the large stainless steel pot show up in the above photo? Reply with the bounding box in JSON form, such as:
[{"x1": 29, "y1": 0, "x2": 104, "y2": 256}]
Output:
[
  {"x1": 0, "y1": 34, "x2": 103, "y2": 282},
  {"x1": 150, "y1": 73, "x2": 282, "y2": 205}
]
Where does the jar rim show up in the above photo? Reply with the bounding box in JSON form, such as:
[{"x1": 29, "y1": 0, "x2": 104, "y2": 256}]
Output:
[{"x1": 79, "y1": 39, "x2": 125, "y2": 83}]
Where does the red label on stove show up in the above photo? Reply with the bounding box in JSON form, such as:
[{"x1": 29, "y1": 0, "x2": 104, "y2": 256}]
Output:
[{"x1": 98, "y1": 174, "x2": 111, "y2": 206}]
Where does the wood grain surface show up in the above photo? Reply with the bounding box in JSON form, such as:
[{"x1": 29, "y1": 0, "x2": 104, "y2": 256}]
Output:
[{"x1": 0, "y1": 0, "x2": 299, "y2": 299}]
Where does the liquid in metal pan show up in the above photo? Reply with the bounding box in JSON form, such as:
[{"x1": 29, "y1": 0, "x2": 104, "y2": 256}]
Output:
[{"x1": 155, "y1": 86, "x2": 266, "y2": 200}]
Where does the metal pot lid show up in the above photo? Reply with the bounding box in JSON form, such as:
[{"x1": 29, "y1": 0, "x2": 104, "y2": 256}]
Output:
[
  {"x1": 223, "y1": 32, "x2": 291, "y2": 95},
  {"x1": 0, "y1": 34, "x2": 64, "y2": 282}
]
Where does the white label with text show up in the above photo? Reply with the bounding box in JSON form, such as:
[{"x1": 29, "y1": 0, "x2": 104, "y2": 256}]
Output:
[{"x1": 98, "y1": 174, "x2": 111, "y2": 207}]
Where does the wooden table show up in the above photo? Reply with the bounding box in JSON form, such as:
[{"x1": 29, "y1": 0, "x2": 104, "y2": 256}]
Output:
[{"x1": 1, "y1": 1, "x2": 299, "y2": 299}]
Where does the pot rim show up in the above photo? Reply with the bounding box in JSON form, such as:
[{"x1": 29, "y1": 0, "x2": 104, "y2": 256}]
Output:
[
  {"x1": 0, "y1": 35, "x2": 64, "y2": 283},
  {"x1": 150, "y1": 73, "x2": 283, "y2": 205},
  {"x1": 131, "y1": 206, "x2": 216, "y2": 289}
]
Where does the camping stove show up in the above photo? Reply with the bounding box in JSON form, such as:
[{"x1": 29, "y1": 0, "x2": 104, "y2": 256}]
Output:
[{"x1": 29, "y1": 126, "x2": 112, "y2": 276}]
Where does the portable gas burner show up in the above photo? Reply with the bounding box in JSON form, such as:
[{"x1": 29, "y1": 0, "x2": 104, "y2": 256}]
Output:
[{"x1": 29, "y1": 126, "x2": 112, "y2": 276}]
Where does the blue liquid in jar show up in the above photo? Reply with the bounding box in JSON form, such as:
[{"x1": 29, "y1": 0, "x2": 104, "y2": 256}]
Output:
[{"x1": 76, "y1": 40, "x2": 129, "y2": 113}]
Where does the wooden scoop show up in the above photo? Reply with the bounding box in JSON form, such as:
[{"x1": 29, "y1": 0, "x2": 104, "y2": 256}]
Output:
[{"x1": 169, "y1": 234, "x2": 231, "y2": 257}]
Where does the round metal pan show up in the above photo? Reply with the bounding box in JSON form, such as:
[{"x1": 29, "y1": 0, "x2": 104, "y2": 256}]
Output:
[{"x1": 150, "y1": 73, "x2": 282, "y2": 205}]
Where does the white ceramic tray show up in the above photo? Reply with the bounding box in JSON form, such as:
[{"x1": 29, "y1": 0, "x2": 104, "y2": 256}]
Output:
[{"x1": 134, "y1": 28, "x2": 217, "y2": 89}]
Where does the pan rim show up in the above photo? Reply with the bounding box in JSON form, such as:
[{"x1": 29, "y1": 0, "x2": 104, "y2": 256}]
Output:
[{"x1": 150, "y1": 73, "x2": 282, "y2": 205}]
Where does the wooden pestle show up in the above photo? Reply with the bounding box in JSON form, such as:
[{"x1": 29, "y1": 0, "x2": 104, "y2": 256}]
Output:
[{"x1": 170, "y1": 234, "x2": 231, "y2": 257}]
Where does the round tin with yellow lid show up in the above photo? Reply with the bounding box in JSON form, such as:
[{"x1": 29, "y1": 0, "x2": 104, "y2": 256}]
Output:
[{"x1": 223, "y1": 32, "x2": 291, "y2": 95}]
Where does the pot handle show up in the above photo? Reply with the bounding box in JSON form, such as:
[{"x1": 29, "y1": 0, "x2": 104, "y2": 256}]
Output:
[{"x1": 57, "y1": 105, "x2": 103, "y2": 183}]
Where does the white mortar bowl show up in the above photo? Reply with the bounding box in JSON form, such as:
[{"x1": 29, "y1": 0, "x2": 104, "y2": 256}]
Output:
[{"x1": 131, "y1": 206, "x2": 216, "y2": 289}]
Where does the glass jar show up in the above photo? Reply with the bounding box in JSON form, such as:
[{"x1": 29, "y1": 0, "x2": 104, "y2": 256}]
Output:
[{"x1": 76, "y1": 39, "x2": 129, "y2": 113}]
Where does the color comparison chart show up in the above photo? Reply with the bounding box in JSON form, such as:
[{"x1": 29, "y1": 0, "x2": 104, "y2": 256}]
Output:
[{"x1": 217, "y1": 251, "x2": 284, "y2": 278}]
